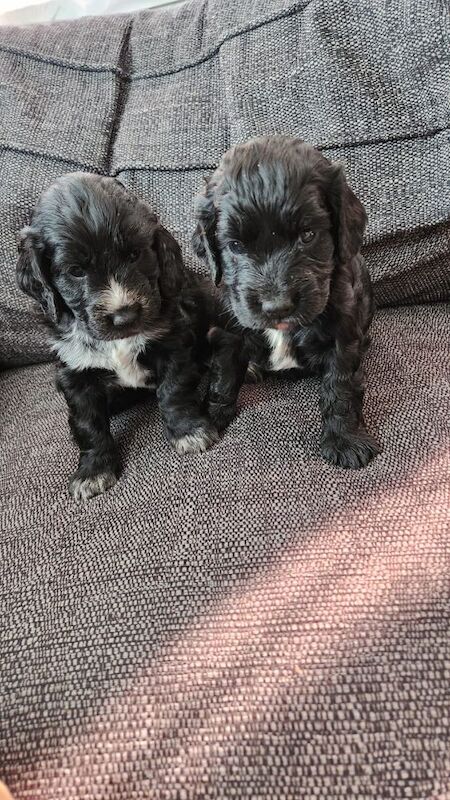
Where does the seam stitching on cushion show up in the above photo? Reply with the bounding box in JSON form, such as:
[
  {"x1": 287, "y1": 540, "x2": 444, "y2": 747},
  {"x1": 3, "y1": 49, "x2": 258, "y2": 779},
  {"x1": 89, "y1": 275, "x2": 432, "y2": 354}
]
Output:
[
  {"x1": 364, "y1": 219, "x2": 450, "y2": 249},
  {"x1": 132, "y1": 1, "x2": 313, "y2": 82},
  {"x1": 112, "y1": 162, "x2": 219, "y2": 175},
  {"x1": 0, "y1": 143, "x2": 103, "y2": 172},
  {"x1": 0, "y1": 42, "x2": 127, "y2": 75},
  {"x1": 113, "y1": 124, "x2": 450, "y2": 172},
  {"x1": 316, "y1": 124, "x2": 450, "y2": 153},
  {"x1": 0, "y1": 1, "x2": 312, "y2": 78},
  {"x1": 103, "y1": 20, "x2": 134, "y2": 174},
  {"x1": 1, "y1": 125, "x2": 448, "y2": 176}
]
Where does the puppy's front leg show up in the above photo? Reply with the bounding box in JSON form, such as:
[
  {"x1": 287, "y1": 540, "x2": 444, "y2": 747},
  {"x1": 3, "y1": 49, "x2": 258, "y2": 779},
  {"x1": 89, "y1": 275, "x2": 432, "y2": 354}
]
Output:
[
  {"x1": 157, "y1": 356, "x2": 219, "y2": 455},
  {"x1": 206, "y1": 327, "x2": 248, "y2": 432},
  {"x1": 319, "y1": 341, "x2": 379, "y2": 469},
  {"x1": 57, "y1": 366, "x2": 118, "y2": 500}
]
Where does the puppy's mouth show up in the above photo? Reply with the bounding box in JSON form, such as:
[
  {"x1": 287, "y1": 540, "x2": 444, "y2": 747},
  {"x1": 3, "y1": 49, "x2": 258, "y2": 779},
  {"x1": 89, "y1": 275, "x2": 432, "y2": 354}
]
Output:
[
  {"x1": 262, "y1": 295, "x2": 330, "y2": 332},
  {"x1": 261, "y1": 312, "x2": 305, "y2": 332},
  {"x1": 271, "y1": 320, "x2": 299, "y2": 332},
  {"x1": 92, "y1": 325, "x2": 145, "y2": 341},
  {"x1": 256, "y1": 310, "x2": 318, "y2": 332}
]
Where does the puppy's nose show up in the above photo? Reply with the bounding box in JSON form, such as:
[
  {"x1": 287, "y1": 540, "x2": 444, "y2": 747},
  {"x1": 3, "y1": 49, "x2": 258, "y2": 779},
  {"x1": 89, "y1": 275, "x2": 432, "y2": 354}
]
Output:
[
  {"x1": 261, "y1": 298, "x2": 294, "y2": 319},
  {"x1": 111, "y1": 302, "x2": 141, "y2": 328}
]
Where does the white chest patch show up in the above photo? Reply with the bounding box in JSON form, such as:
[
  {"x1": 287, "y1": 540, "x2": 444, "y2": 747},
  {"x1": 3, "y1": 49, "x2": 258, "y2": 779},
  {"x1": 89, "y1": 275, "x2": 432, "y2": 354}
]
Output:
[
  {"x1": 265, "y1": 329, "x2": 300, "y2": 372},
  {"x1": 53, "y1": 323, "x2": 155, "y2": 389}
]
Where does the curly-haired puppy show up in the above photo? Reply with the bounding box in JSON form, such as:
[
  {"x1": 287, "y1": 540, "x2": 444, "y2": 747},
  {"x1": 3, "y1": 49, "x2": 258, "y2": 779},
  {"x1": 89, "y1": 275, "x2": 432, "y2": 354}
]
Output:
[
  {"x1": 193, "y1": 135, "x2": 380, "y2": 468},
  {"x1": 17, "y1": 173, "x2": 219, "y2": 500}
]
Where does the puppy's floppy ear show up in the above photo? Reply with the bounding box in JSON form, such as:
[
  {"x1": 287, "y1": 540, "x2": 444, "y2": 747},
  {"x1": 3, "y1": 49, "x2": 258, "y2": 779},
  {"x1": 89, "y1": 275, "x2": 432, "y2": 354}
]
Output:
[
  {"x1": 192, "y1": 179, "x2": 222, "y2": 285},
  {"x1": 328, "y1": 163, "x2": 367, "y2": 265},
  {"x1": 153, "y1": 224, "x2": 186, "y2": 300},
  {"x1": 16, "y1": 226, "x2": 63, "y2": 323}
]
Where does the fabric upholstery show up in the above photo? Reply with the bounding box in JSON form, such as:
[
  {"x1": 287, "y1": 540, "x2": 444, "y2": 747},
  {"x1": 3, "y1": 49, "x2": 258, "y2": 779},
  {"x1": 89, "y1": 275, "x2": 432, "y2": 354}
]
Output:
[
  {"x1": 1, "y1": 303, "x2": 450, "y2": 798},
  {"x1": 1, "y1": 1, "x2": 449, "y2": 797},
  {"x1": 0, "y1": 0, "x2": 449, "y2": 366}
]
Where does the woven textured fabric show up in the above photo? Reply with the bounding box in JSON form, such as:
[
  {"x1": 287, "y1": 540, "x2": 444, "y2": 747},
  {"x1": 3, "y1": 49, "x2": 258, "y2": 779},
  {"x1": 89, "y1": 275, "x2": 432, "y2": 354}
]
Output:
[
  {"x1": 1, "y1": 1, "x2": 450, "y2": 796},
  {"x1": 1, "y1": 304, "x2": 450, "y2": 799},
  {"x1": 0, "y1": 0, "x2": 449, "y2": 366}
]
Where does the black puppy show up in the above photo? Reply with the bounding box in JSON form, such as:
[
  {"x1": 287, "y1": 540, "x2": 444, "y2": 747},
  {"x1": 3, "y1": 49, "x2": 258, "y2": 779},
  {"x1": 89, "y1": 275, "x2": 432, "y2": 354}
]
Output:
[
  {"x1": 17, "y1": 173, "x2": 219, "y2": 500},
  {"x1": 193, "y1": 135, "x2": 380, "y2": 468}
]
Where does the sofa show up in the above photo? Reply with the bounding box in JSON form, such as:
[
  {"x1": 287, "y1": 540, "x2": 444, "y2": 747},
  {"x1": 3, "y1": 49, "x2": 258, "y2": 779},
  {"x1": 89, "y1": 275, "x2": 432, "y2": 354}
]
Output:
[{"x1": 1, "y1": 0, "x2": 449, "y2": 797}]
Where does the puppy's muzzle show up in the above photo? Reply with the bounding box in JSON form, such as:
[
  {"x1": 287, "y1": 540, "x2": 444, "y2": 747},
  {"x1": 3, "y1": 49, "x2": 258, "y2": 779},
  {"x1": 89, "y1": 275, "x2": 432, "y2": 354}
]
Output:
[
  {"x1": 249, "y1": 291, "x2": 297, "y2": 327},
  {"x1": 108, "y1": 301, "x2": 141, "y2": 330},
  {"x1": 261, "y1": 297, "x2": 295, "y2": 321}
]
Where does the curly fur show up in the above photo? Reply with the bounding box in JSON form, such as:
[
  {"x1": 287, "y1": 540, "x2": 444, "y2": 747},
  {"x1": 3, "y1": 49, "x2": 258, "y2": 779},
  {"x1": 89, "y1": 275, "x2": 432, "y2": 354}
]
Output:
[
  {"x1": 17, "y1": 173, "x2": 218, "y2": 498},
  {"x1": 192, "y1": 135, "x2": 380, "y2": 468}
]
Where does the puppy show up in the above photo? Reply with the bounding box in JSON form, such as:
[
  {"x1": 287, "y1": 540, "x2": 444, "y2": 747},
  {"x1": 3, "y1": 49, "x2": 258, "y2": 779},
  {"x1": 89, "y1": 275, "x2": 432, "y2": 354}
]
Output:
[
  {"x1": 193, "y1": 135, "x2": 380, "y2": 468},
  {"x1": 17, "y1": 173, "x2": 219, "y2": 500}
]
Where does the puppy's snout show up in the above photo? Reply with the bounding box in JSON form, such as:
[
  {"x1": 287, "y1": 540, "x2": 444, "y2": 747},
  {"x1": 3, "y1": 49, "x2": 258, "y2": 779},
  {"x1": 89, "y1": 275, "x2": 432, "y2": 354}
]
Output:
[
  {"x1": 110, "y1": 302, "x2": 141, "y2": 328},
  {"x1": 261, "y1": 298, "x2": 294, "y2": 319}
]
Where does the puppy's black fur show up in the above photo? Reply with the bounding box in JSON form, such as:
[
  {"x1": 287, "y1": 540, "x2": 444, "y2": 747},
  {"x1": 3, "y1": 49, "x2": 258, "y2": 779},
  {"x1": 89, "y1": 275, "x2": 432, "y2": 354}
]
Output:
[
  {"x1": 193, "y1": 135, "x2": 380, "y2": 468},
  {"x1": 17, "y1": 173, "x2": 219, "y2": 500}
]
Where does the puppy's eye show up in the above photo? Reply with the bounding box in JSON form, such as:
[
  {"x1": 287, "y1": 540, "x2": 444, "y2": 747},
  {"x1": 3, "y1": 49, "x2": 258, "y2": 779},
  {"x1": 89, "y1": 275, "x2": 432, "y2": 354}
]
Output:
[
  {"x1": 69, "y1": 265, "x2": 85, "y2": 278},
  {"x1": 300, "y1": 230, "x2": 315, "y2": 244},
  {"x1": 128, "y1": 250, "x2": 140, "y2": 263},
  {"x1": 228, "y1": 241, "x2": 245, "y2": 255}
]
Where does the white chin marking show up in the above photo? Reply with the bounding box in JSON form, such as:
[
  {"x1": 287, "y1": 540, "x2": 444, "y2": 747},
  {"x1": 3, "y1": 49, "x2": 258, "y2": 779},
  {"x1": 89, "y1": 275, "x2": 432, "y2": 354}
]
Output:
[
  {"x1": 265, "y1": 329, "x2": 300, "y2": 371},
  {"x1": 69, "y1": 471, "x2": 117, "y2": 501},
  {"x1": 100, "y1": 278, "x2": 141, "y2": 313},
  {"x1": 172, "y1": 427, "x2": 219, "y2": 455}
]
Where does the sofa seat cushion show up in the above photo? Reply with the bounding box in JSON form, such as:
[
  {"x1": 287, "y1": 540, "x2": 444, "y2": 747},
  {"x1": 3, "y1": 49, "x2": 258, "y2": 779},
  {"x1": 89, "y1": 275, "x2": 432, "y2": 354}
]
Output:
[{"x1": 1, "y1": 303, "x2": 449, "y2": 799}]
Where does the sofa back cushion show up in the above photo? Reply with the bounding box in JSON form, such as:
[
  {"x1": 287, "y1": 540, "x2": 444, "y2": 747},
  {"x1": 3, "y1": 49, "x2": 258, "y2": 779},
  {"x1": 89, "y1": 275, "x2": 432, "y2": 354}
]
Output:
[{"x1": 1, "y1": 0, "x2": 448, "y2": 366}]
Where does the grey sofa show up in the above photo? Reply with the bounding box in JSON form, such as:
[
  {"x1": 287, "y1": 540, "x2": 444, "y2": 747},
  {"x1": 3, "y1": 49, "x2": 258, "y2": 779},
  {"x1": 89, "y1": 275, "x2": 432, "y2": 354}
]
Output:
[{"x1": 1, "y1": 1, "x2": 449, "y2": 798}]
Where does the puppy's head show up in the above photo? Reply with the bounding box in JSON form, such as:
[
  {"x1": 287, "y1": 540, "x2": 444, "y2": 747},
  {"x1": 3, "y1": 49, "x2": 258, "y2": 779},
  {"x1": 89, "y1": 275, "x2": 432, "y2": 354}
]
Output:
[
  {"x1": 192, "y1": 135, "x2": 366, "y2": 331},
  {"x1": 17, "y1": 173, "x2": 184, "y2": 340}
]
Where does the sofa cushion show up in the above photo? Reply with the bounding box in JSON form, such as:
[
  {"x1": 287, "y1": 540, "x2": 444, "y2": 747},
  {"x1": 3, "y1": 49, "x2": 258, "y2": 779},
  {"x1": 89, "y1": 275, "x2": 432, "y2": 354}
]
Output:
[
  {"x1": 1, "y1": 304, "x2": 449, "y2": 799},
  {"x1": 0, "y1": 14, "x2": 132, "y2": 367},
  {"x1": 0, "y1": 0, "x2": 449, "y2": 367}
]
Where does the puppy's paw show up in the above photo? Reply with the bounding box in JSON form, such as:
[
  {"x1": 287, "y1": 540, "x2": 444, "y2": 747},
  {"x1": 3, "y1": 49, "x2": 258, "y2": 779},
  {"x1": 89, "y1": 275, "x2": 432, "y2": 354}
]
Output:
[
  {"x1": 207, "y1": 326, "x2": 238, "y2": 349},
  {"x1": 208, "y1": 401, "x2": 237, "y2": 432},
  {"x1": 245, "y1": 362, "x2": 264, "y2": 384},
  {"x1": 69, "y1": 470, "x2": 117, "y2": 501},
  {"x1": 172, "y1": 425, "x2": 219, "y2": 455},
  {"x1": 321, "y1": 430, "x2": 380, "y2": 469}
]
